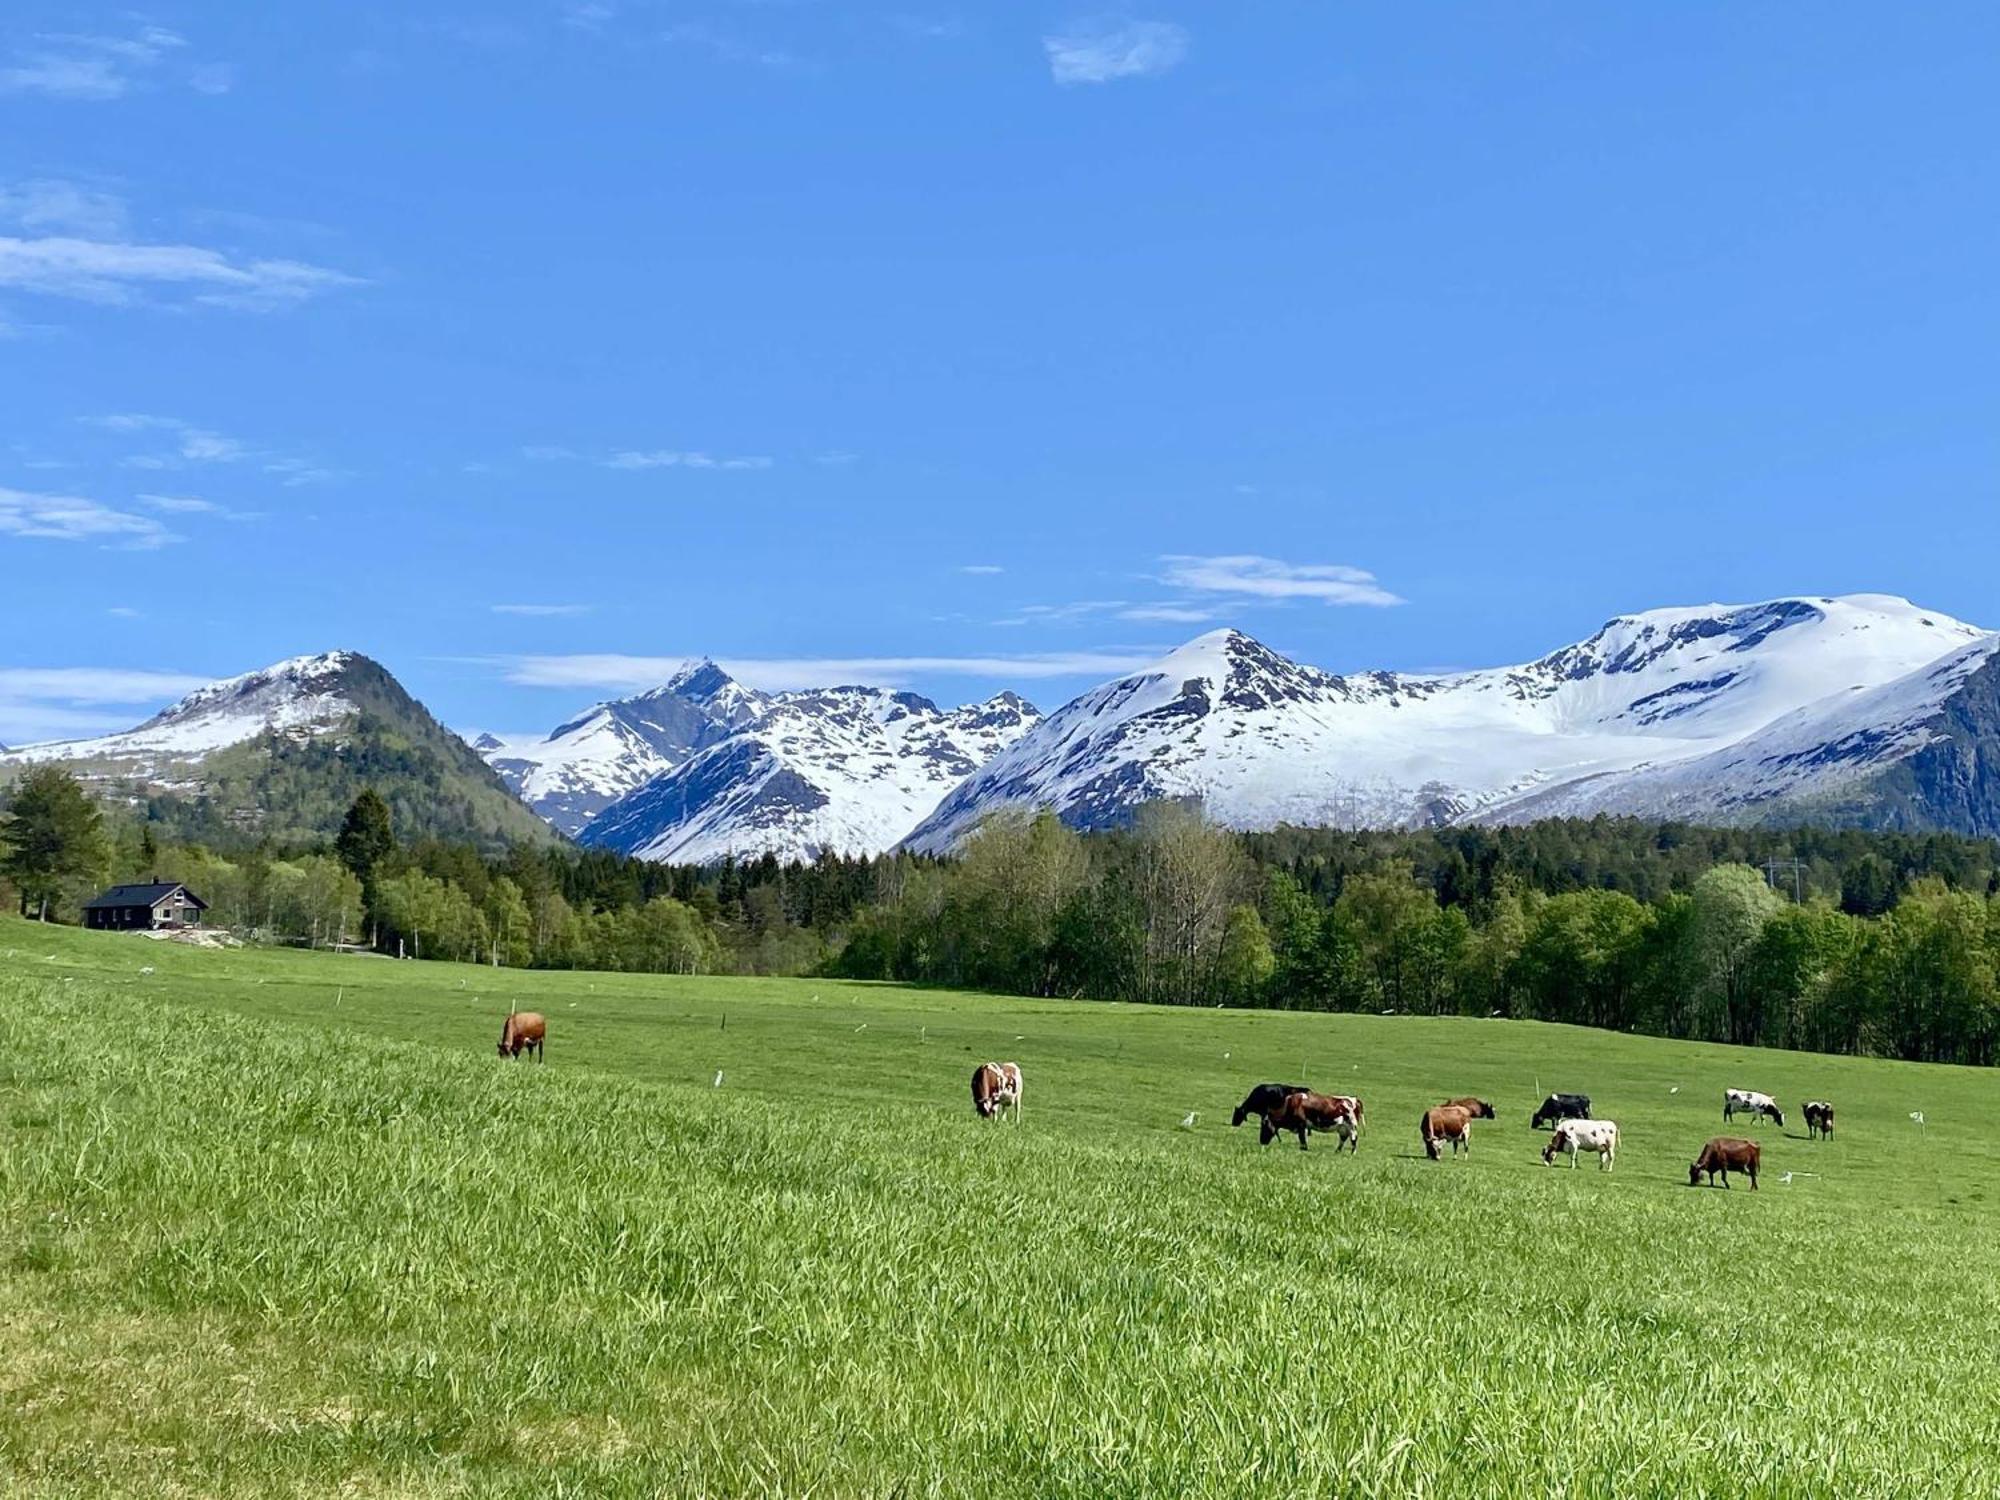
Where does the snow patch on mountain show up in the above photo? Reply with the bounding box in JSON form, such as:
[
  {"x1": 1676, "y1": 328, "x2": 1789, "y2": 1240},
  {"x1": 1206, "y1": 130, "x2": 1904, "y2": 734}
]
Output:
[
  {"x1": 905, "y1": 596, "x2": 1991, "y2": 851},
  {"x1": 1, "y1": 651, "x2": 366, "y2": 774},
  {"x1": 579, "y1": 685, "x2": 1040, "y2": 863},
  {"x1": 476, "y1": 661, "x2": 772, "y2": 835}
]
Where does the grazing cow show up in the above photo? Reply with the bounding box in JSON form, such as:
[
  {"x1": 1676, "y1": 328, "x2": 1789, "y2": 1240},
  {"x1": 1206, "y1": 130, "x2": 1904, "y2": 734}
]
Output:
[
  {"x1": 1531, "y1": 1093, "x2": 1592, "y2": 1130},
  {"x1": 1723, "y1": 1089, "x2": 1784, "y2": 1127},
  {"x1": 1690, "y1": 1136, "x2": 1761, "y2": 1190},
  {"x1": 971, "y1": 1061, "x2": 1023, "y2": 1123},
  {"x1": 1268, "y1": 1091, "x2": 1364, "y2": 1152},
  {"x1": 1420, "y1": 1104, "x2": 1475, "y2": 1160},
  {"x1": 497, "y1": 1010, "x2": 545, "y2": 1062},
  {"x1": 1543, "y1": 1118, "x2": 1618, "y2": 1171},
  {"x1": 1232, "y1": 1081, "x2": 1312, "y2": 1132},
  {"x1": 1443, "y1": 1096, "x2": 1496, "y2": 1120},
  {"x1": 1803, "y1": 1101, "x2": 1835, "y2": 1140}
]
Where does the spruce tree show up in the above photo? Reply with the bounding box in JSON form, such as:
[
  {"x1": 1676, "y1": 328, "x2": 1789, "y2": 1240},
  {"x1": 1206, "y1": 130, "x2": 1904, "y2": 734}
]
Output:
[
  {"x1": 335, "y1": 789, "x2": 396, "y2": 885},
  {"x1": 1, "y1": 766, "x2": 107, "y2": 921}
]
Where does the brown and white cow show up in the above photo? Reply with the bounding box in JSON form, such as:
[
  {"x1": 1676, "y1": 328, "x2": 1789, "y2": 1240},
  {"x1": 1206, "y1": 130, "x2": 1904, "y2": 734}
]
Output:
[
  {"x1": 1268, "y1": 1090, "x2": 1363, "y2": 1152},
  {"x1": 497, "y1": 1010, "x2": 545, "y2": 1061},
  {"x1": 971, "y1": 1061, "x2": 1023, "y2": 1123},
  {"x1": 1803, "y1": 1101, "x2": 1835, "y2": 1140},
  {"x1": 1543, "y1": 1118, "x2": 1618, "y2": 1171},
  {"x1": 1689, "y1": 1136, "x2": 1760, "y2": 1190},
  {"x1": 1723, "y1": 1089, "x2": 1783, "y2": 1127},
  {"x1": 1421, "y1": 1104, "x2": 1475, "y2": 1160}
]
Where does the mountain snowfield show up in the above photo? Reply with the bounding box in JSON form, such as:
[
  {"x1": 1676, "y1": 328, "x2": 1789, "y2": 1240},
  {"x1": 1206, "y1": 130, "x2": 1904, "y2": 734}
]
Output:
[
  {"x1": 904, "y1": 594, "x2": 1998, "y2": 851},
  {"x1": 0, "y1": 652, "x2": 367, "y2": 783},
  {"x1": 8, "y1": 593, "x2": 1999, "y2": 859},
  {"x1": 475, "y1": 663, "x2": 773, "y2": 836},
  {"x1": 574, "y1": 684, "x2": 1041, "y2": 864}
]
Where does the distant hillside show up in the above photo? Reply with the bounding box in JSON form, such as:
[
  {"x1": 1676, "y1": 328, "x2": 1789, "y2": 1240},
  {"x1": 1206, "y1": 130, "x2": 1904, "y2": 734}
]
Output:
[{"x1": 0, "y1": 651, "x2": 555, "y2": 852}]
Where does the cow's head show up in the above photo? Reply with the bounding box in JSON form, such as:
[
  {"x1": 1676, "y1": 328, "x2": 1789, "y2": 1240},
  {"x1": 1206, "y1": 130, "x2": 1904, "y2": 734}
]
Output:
[
  {"x1": 1542, "y1": 1134, "x2": 1561, "y2": 1165},
  {"x1": 1688, "y1": 1161, "x2": 1704, "y2": 1187}
]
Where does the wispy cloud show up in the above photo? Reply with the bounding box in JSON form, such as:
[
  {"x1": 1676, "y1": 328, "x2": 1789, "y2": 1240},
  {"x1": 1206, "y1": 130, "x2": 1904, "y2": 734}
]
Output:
[
  {"x1": 1043, "y1": 18, "x2": 1188, "y2": 85},
  {"x1": 504, "y1": 648, "x2": 1162, "y2": 693},
  {"x1": 0, "y1": 234, "x2": 359, "y2": 309},
  {"x1": 0, "y1": 178, "x2": 128, "y2": 237},
  {"x1": 0, "y1": 24, "x2": 214, "y2": 101},
  {"x1": 0, "y1": 485, "x2": 177, "y2": 549},
  {"x1": 522, "y1": 444, "x2": 774, "y2": 472},
  {"x1": 1118, "y1": 603, "x2": 1220, "y2": 623},
  {"x1": 1158, "y1": 554, "x2": 1403, "y2": 608},
  {"x1": 107, "y1": 606, "x2": 141, "y2": 618},
  {"x1": 994, "y1": 599, "x2": 1128, "y2": 627},
  {"x1": 0, "y1": 664, "x2": 210, "y2": 745},
  {"x1": 958, "y1": 564, "x2": 1005, "y2": 575},
  {"x1": 492, "y1": 603, "x2": 593, "y2": 617},
  {"x1": 660, "y1": 23, "x2": 807, "y2": 70},
  {"x1": 84, "y1": 414, "x2": 339, "y2": 486},
  {"x1": 138, "y1": 492, "x2": 261, "y2": 522},
  {"x1": 603, "y1": 449, "x2": 773, "y2": 471}
]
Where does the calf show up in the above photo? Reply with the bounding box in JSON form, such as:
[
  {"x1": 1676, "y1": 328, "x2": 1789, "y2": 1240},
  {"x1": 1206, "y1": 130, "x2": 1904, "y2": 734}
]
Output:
[
  {"x1": 1531, "y1": 1093, "x2": 1592, "y2": 1130},
  {"x1": 1268, "y1": 1090, "x2": 1363, "y2": 1152},
  {"x1": 1232, "y1": 1081, "x2": 1312, "y2": 1134},
  {"x1": 1723, "y1": 1089, "x2": 1784, "y2": 1128},
  {"x1": 497, "y1": 1010, "x2": 545, "y2": 1062},
  {"x1": 971, "y1": 1061, "x2": 1023, "y2": 1123},
  {"x1": 1803, "y1": 1100, "x2": 1835, "y2": 1140},
  {"x1": 1443, "y1": 1096, "x2": 1496, "y2": 1120},
  {"x1": 1420, "y1": 1104, "x2": 1475, "y2": 1160},
  {"x1": 1543, "y1": 1118, "x2": 1618, "y2": 1171},
  {"x1": 1690, "y1": 1137, "x2": 1761, "y2": 1190}
]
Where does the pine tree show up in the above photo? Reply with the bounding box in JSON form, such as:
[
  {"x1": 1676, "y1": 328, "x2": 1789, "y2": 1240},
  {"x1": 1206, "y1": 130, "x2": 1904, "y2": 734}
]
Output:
[{"x1": 1, "y1": 766, "x2": 107, "y2": 921}]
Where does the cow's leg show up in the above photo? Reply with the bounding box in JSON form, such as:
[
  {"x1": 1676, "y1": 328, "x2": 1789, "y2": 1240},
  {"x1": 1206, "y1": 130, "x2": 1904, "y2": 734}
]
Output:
[
  {"x1": 1295, "y1": 1124, "x2": 1309, "y2": 1151},
  {"x1": 1747, "y1": 1167, "x2": 1757, "y2": 1191}
]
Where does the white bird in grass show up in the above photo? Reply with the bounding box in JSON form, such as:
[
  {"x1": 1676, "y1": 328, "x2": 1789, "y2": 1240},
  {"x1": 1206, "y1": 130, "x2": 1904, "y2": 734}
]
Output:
[
  {"x1": 1669, "y1": 1086, "x2": 1680, "y2": 1094},
  {"x1": 1181, "y1": 1111, "x2": 1198, "y2": 1129},
  {"x1": 714, "y1": 1071, "x2": 724, "y2": 1088},
  {"x1": 1911, "y1": 1111, "x2": 1927, "y2": 1126}
]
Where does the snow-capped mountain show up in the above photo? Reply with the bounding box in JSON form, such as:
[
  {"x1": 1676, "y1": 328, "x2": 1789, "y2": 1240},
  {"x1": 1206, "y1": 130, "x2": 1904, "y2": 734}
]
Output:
[
  {"x1": 2, "y1": 651, "x2": 369, "y2": 781},
  {"x1": 904, "y1": 595, "x2": 1997, "y2": 850},
  {"x1": 476, "y1": 662, "x2": 772, "y2": 835},
  {"x1": 0, "y1": 651, "x2": 555, "y2": 848},
  {"x1": 577, "y1": 685, "x2": 1040, "y2": 864}
]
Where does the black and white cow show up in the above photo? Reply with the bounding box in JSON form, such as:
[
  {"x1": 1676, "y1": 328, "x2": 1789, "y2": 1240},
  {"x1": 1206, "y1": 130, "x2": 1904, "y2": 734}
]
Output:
[{"x1": 1723, "y1": 1089, "x2": 1783, "y2": 1127}]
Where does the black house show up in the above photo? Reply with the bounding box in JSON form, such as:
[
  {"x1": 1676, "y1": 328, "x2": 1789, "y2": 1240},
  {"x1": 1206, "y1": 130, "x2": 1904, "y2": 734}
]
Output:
[{"x1": 82, "y1": 881, "x2": 209, "y2": 932}]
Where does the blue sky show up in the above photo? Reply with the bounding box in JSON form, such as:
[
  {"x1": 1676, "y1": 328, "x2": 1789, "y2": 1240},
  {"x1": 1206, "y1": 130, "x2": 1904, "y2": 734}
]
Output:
[{"x1": 3, "y1": 3, "x2": 1997, "y2": 744}]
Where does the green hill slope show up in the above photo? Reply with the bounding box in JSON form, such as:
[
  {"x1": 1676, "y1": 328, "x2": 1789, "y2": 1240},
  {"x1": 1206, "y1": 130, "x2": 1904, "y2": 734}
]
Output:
[{"x1": 5, "y1": 919, "x2": 1998, "y2": 1497}]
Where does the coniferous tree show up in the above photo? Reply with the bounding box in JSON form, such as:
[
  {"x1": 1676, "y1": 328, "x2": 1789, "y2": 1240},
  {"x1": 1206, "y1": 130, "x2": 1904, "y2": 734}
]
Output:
[
  {"x1": 335, "y1": 789, "x2": 395, "y2": 886},
  {"x1": 1, "y1": 766, "x2": 107, "y2": 921}
]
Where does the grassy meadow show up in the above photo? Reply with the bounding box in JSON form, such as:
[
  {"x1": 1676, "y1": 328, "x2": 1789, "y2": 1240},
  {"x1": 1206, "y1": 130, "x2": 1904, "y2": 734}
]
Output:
[{"x1": 5, "y1": 914, "x2": 2000, "y2": 1496}]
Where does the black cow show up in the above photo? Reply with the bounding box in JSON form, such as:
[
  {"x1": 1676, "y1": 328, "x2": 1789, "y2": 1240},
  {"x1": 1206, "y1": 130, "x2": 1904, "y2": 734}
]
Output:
[
  {"x1": 1531, "y1": 1093, "x2": 1592, "y2": 1130},
  {"x1": 1232, "y1": 1082, "x2": 1312, "y2": 1141}
]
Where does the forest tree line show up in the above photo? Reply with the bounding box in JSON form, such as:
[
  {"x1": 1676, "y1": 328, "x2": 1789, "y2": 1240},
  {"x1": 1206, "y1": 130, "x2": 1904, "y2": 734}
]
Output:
[{"x1": 7, "y1": 764, "x2": 2000, "y2": 1063}]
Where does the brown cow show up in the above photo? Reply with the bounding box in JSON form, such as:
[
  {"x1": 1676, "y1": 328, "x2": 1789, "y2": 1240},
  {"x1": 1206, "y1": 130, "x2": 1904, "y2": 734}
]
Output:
[
  {"x1": 1689, "y1": 1137, "x2": 1760, "y2": 1190},
  {"x1": 1269, "y1": 1091, "x2": 1363, "y2": 1152},
  {"x1": 1442, "y1": 1096, "x2": 1496, "y2": 1120},
  {"x1": 971, "y1": 1061, "x2": 1023, "y2": 1122},
  {"x1": 498, "y1": 1010, "x2": 545, "y2": 1062},
  {"x1": 1421, "y1": 1104, "x2": 1475, "y2": 1160}
]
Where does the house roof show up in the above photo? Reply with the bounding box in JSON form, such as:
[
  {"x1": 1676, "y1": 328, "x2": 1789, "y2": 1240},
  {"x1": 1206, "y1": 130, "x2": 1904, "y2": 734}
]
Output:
[{"x1": 82, "y1": 881, "x2": 208, "y2": 911}]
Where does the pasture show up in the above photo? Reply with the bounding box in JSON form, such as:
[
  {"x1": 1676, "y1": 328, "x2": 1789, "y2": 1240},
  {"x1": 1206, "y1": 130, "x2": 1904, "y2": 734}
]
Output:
[{"x1": 4, "y1": 916, "x2": 2000, "y2": 1497}]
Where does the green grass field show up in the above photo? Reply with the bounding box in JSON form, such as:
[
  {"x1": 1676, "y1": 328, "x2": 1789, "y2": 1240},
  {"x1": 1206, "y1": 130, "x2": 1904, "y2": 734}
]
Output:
[{"x1": 5, "y1": 915, "x2": 2000, "y2": 1497}]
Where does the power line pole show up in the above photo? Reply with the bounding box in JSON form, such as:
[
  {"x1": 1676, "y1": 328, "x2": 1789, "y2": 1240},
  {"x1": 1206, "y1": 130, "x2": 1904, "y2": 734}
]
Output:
[{"x1": 1762, "y1": 857, "x2": 1804, "y2": 903}]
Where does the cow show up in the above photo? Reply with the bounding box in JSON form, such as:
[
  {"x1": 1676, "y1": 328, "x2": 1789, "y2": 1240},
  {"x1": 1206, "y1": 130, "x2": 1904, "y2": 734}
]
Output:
[
  {"x1": 1543, "y1": 1118, "x2": 1618, "y2": 1171},
  {"x1": 1420, "y1": 1104, "x2": 1475, "y2": 1160},
  {"x1": 971, "y1": 1062, "x2": 1023, "y2": 1123},
  {"x1": 1690, "y1": 1137, "x2": 1761, "y2": 1190},
  {"x1": 1723, "y1": 1089, "x2": 1784, "y2": 1128},
  {"x1": 1803, "y1": 1101, "x2": 1835, "y2": 1140},
  {"x1": 1443, "y1": 1096, "x2": 1496, "y2": 1120},
  {"x1": 1268, "y1": 1090, "x2": 1363, "y2": 1152},
  {"x1": 1531, "y1": 1093, "x2": 1592, "y2": 1130},
  {"x1": 497, "y1": 1010, "x2": 545, "y2": 1062},
  {"x1": 1232, "y1": 1082, "x2": 1312, "y2": 1133}
]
